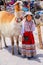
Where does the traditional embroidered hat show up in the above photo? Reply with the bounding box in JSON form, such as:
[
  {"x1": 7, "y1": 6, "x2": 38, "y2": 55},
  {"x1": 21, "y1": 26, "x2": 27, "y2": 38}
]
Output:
[{"x1": 24, "y1": 11, "x2": 33, "y2": 17}]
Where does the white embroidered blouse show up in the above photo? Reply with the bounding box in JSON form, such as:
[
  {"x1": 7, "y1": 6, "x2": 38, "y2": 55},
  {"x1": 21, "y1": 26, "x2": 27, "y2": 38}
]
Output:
[{"x1": 21, "y1": 19, "x2": 35, "y2": 36}]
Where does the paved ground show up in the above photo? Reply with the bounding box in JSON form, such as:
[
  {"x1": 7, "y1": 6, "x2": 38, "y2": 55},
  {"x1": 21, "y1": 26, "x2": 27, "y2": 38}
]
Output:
[
  {"x1": 0, "y1": 48, "x2": 43, "y2": 65},
  {"x1": 0, "y1": 27, "x2": 43, "y2": 65}
]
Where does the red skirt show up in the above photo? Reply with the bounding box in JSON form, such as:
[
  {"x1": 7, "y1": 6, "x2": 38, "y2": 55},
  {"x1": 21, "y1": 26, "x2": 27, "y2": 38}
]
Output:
[{"x1": 22, "y1": 31, "x2": 35, "y2": 44}]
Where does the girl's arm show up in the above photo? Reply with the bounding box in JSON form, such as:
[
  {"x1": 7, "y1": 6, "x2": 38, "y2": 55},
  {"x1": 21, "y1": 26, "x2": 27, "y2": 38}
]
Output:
[{"x1": 32, "y1": 20, "x2": 36, "y2": 31}]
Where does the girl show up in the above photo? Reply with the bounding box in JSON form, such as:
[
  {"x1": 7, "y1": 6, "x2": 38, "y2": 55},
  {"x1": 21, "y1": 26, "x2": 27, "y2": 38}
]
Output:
[{"x1": 21, "y1": 11, "x2": 36, "y2": 59}]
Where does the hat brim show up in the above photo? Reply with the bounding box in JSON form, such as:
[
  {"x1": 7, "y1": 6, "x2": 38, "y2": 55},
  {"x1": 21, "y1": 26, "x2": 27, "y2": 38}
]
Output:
[{"x1": 24, "y1": 12, "x2": 33, "y2": 17}]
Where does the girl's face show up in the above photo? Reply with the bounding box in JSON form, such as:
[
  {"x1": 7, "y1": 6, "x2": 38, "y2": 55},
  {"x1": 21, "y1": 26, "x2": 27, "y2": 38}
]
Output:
[{"x1": 26, "y1": 15, "x2": 32, "y2": 22}]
